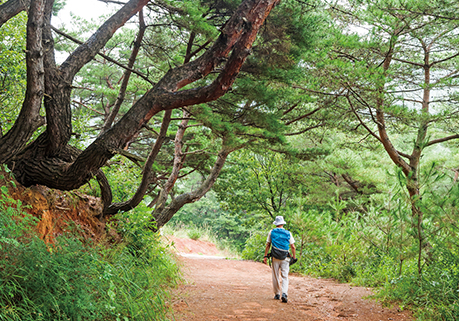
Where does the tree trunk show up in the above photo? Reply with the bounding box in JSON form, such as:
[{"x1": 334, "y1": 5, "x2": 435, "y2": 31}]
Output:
[
  {"x1": 104, "y1": 110, "x2": 172, "y2": 216},
  {"x1": 0, "y1": 0, "x2": 45, "y2": 164},
  {"x1": 7, "y1": 0, "x2": 281, "y2": 193},
  {"x1": 153, "y1": 147, "x2": 234, "y2": 229}
]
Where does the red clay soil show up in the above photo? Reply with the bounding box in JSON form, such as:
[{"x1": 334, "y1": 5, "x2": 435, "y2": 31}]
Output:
[
  {"x1": 167, "y1": 236, "x2": 222, "y2": 257},
  {"x1": 1, "y1": 172, "x2": 105, "y2": 243},
  {"x1": 169, "y1": 237, "x2": 413, "y2": 321}
]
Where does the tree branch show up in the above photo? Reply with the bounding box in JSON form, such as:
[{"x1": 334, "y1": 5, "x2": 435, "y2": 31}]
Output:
[
  {"x1": 292, "y1": 85, "x2": 346, "y2": 97},
  {"x1": 284, "y1": 123, "x2": 323, "y2": 136},
  {"x1": 284, "y1": 106, "x2": 322, "y2": 126},
  {"x1": 282, "y1": 102, "x2": 299, "y2": 116},
  {"x1": 100, "y1": 9, "x2": 147, "y2": 134},
  {"x1": 51, "y1": 25, "x2": 153, "y2": 84},
  {"x1": 72, "y1": 100, "x2": 105, "y2": 115},
  {"x1": 104, "y1": 110, "x2": 172, "y2": 216},
  {"x1": 391, "y1": 57, "x2": 424, "y2": 67},
  {"x1": 59, "y1": 0, "x2": 150, "y2": 82},
  {"x1": 345, "y1": 95, "x2": 382, "y2": 143},
  {"x1": 426, "y1": 134, "x2": 459, "y2": 147},
  {"x1": 430, "y1": 51, "x2": 459, "y2": 67},
  {"x1": 342, "y1": 173, "x2": 362, "y2": 195},
  {"x1": 108, "y1": 147, "x2": 145, "y2": 166},
  {"x1": 375, "y1": 42, "x2": 412, "y2": 175},
  {"x1": 0, "y1": 0, "x2": 30, "y2": 27},
  {"x1": 153, "y1": 144, "x2": 236, "y2": 229},
  {"x1": 153, "y1": 110, "x2": 190, "y2": 216}
]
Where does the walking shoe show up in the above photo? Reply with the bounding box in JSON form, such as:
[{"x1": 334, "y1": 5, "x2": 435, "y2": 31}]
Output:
[
  {"x1": 274, "y1": 294, "x2": 280, "y2": 300},
  {"x1": 281, "y1": 293, "x2": 288, "y2": 303}
]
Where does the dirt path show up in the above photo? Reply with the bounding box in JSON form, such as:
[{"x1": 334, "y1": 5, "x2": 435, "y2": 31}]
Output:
[{"x1": 168, "y1": 237, "x2": 413, "y2": 321}]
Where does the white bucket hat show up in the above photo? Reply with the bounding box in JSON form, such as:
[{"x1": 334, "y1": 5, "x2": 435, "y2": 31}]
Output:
[{"x1": 273, "y1": 216, "x2": 286, "y2": 226}]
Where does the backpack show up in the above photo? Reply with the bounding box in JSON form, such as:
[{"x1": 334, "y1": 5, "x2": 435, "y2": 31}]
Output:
[{"x1": 270, "y1": 228, "x2": 290, "y2": 260}]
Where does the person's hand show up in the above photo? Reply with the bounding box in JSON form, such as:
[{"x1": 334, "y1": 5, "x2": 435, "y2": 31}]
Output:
[{"x1": 263, "y1": 257, "x2": 267, "y2": 264}]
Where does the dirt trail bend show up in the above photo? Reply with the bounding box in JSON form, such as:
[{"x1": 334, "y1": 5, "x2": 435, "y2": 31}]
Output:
[{"x1": 169, "y1": 237, "x2": 413, "y2": 321}]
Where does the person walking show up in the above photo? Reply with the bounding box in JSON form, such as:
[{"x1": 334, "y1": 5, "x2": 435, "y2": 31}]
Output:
[{"x1": 263, "y1": 215, "x2": 296, "y2": 303}]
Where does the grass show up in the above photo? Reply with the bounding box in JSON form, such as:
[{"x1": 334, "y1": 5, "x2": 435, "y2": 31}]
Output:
[{"x1": 0, "y1": 187, "x2": 181, "y2": 321}]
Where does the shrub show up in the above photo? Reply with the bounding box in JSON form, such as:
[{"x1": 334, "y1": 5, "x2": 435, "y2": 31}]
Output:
[
  {"x1": 377, "y1": 246, "x2": 459, "y2": 321},
  {"x1": 187, "y1": 228, "x2": 202, "y2": 241},
  {"x1": 0, "y1": 184, "x2": 180, "y2": 321},
  {"x1": 242, "y1": 231, "x2": 269, "y2": 262}
]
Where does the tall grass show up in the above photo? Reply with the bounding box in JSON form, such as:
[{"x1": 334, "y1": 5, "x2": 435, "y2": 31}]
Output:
[
  {"x1": 0, "y1": 179, "x2": 180, "y2": 321},
  {"x1": 241, "y1": 205, "x2": 459, "y2": 320}
]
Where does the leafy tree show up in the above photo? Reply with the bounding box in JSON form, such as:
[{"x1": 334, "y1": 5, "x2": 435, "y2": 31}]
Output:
[
  {"x1": 290, "y1": 131, "x2": 388, "y2": 211},
  {"x1": 215, "y1": 150, "x2": 307, "y2": 219}
]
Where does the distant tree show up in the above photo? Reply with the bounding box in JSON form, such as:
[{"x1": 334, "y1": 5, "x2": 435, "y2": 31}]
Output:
[
  {"x1": 294, "y1": 132, "x2": 387, "y2": 210},
  {"x1": 215, "y1": 150, "x2": 310, "y2": 219},
  {"x1": 301, "y1": 0, "x2": 459, "y2": 274}
]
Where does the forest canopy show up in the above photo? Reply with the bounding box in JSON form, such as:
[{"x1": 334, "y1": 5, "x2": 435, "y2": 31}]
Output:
[
  {"x1": 3, "y1": 0, "x2": 459, "y2": 319},
  {"x1": 1, "y1": 0, "x2": 325, "y2": 227}
]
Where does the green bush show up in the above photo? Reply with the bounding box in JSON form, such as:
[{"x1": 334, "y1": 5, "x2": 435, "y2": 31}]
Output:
[
  {"x1": 187, "y1": 228, "x2": 202, "y2": 241},
  {"x1": 0, "y1": 188, "x2": 180, "y2": 321},
  {"x1": 351, "y1": 254, "x2": 401, "y2": 287},
  {"x1": 377, "y1": 246, "x2": 459, "y2": 321},
  {"x1": 241, "y1": 231, "x2": 268, "y2": 262},
  {"x1": 287, "y1": 201, "x2": 459, "y2": 320}
]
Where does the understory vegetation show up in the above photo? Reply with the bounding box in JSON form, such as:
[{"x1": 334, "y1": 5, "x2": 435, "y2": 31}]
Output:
[
  {"x1": 167, "y1": 148, "x2": 459, "y2": 320},
  {"x1": 0, "y1": 171, "x2": 180, "y2": 321},
  {"x1": 240, "y1": 206, "x2": 459, "y2": 321}
]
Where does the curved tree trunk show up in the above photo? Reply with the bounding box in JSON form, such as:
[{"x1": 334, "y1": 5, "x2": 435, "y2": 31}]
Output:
[
  {"x1": 1, "y1": 0, "x2": 280, "y2": 233},
  {"x1": 153, "y1": 147, "x2": 234, "y2": 229},
  {"x1": 103, "y1": 110, "x2": 172, "y2": 216},
  {"x1": 8, "y1": 0, "x2": 281, "y2": 192},
  {"x1": 0, "y1": 0, "x2": 45, "y2": 164}
]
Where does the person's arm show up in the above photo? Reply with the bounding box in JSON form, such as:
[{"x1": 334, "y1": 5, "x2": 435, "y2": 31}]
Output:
[
  {"x1": 290, "y1": 243, "x2": 296, "y2": 259},
  {"x1": 263, "y1": 242, "x2": 271, "y2": 264}
]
